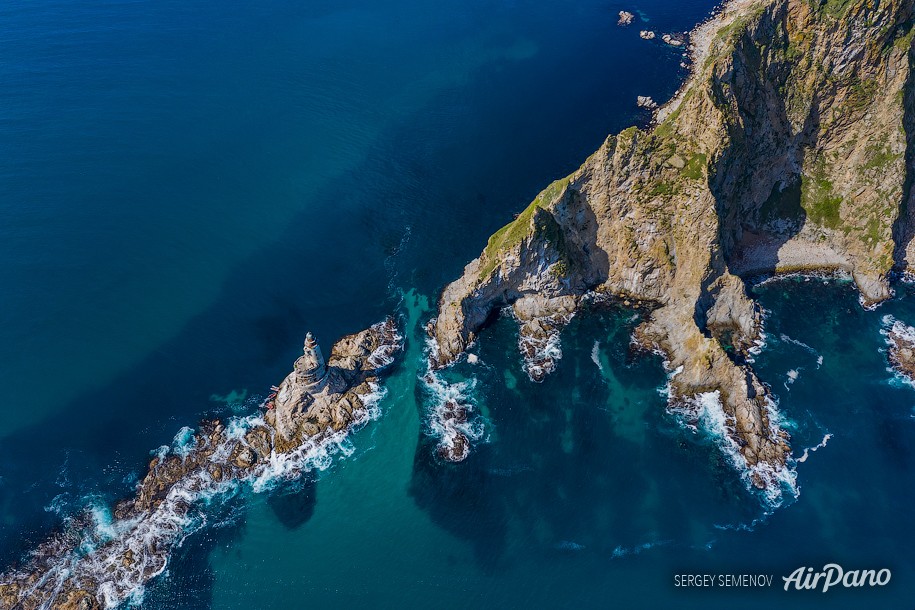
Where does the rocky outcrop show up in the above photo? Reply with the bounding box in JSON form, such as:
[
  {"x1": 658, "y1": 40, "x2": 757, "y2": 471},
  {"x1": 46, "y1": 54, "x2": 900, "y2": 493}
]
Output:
[
  {"x1": 883, "y1": 315, "x2": 915, "y2": 382},
  {"x1": 0, "y1": 319, "x2": 401, "y2": 610},
  {"x1": 430, "y1": 0, "x2": 915, "y2": 490}
]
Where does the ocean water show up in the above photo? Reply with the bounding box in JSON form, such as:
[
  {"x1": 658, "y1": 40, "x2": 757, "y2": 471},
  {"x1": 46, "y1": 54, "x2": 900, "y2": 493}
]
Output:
[{"x1": 1, "y1": 0, "x2": 914, "y2": 608}]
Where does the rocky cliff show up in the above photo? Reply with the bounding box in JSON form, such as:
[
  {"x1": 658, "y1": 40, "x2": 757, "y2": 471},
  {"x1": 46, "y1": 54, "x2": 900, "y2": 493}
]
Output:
[{"x1": 430, "y1": 0, "x2": 915, "y2": 490}]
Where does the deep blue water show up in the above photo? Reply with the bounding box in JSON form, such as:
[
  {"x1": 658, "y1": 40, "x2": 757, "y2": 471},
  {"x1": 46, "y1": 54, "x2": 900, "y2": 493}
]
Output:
[{"x1": 1, "y1": 0, "x2": 914, "y2": 608}]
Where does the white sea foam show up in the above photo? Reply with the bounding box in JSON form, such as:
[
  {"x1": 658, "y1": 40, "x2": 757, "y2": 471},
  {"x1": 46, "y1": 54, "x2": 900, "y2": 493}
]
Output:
[
  {"x1": 750, "y1": 269, "x2": 852, "y2": 288},
  {"x1": 610, "y1": 539, "x2": 671, "y2": 559},
  {"x1": 420, "y1": 345, "x2": 486, "y2": 460},
  {"x1": 779, "y1": 333, "x2": 817, "y2": 355},
  {"x1": 745, "y1": 307, "x2": 769, "y2": 363},
  {"x1": 170, "y1": 426, "x2": 197, "y2": 458},
  {"x1": 7, "y1": 382, "x2": 390, "y2": 609},
  {"x1": 591, "y1": 341, "x2": 603, "y2": 371},
  {"x1": 669, "y1": 391, "x2": 798, "y2": 508},
  {"x1": 797, "y1": 433, "x2": 832, "y2": 463},
  {"x1": 880, "y1": 315, "x2": 915, "y2": 388},
  {"x1": 784, "y1": 369, "x2": 799, "y2": 390},
  {"x1": 881, "y1": 314, "x2": 915, "y2": 344},
  {"x1": 508, "y1": 305, "x2": 575, "y2": 382},
  {"x1": 519, "y1": 324, "x2": 566, "y2": 381}
]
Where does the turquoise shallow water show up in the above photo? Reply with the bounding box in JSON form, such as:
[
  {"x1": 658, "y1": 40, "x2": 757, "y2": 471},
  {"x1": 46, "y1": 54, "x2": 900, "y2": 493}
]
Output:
[
  {"x1": 2, "y1": 0, "x2": 915, "y2": 607},
  {"x1": 136, "y1": 280, "x2": 915, "y2": 609}
]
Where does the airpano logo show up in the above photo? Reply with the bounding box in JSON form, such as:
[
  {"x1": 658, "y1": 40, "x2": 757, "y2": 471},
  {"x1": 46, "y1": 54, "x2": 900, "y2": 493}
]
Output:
[
  {"x1": 782, "y1": 564, "x2": 891, "y2": 592},
  {"x1": 674, "y1": 564, "x2": 891, "y2": 594}
]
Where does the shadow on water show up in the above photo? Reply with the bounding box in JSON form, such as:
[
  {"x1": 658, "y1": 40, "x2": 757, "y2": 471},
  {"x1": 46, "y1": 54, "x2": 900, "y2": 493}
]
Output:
[
  {"x1": 265, "y1": 476, "x2": 318, "y2": 531},
  {"x1": 406, "y1": 304, "x2": 772, "y2": 572},
  {"x1": 408, "y1": 436, "x2": 508, "y2": 573}
]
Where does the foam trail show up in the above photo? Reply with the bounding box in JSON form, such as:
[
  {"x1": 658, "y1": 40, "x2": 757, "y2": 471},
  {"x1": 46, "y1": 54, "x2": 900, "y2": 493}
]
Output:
[
  {"x1": 797, "y1": 433, "x2": 832, "y2": 463},
  {"x1": 779, "y1": 333, "x2": 823, "y2": 368},
  {"x1": 591, "y1": 341, "x2": 603, "y2": 371},
  {"x1": 610, "y1": 539, "x2": 671, "y2": 559}
]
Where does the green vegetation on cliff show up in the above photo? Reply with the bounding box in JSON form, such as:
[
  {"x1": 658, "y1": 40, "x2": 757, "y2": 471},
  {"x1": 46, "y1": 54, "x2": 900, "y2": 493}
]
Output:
[{"x1": 480, "y1": 175, "x2": 571, "y2": 278}]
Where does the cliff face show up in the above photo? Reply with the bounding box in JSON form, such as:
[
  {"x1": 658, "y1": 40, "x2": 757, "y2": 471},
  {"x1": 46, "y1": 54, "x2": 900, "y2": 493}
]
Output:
[{"x1": 431, "y1": 0, "x2": 915, "y2": 489}]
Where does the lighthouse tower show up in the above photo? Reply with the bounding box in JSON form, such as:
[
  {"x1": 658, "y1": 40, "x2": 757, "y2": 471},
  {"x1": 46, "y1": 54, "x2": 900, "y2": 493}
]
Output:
[{"x1": 294, "y1": 332, "x2": 328, "y2": 389}]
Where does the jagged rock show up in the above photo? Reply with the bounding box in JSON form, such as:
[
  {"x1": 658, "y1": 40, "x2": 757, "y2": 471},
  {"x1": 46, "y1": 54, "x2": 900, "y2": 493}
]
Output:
[
  {"x1": 440, "y1": 432, "x2": 469, "y2": 462},
  {"x1": 639, "y1": 30, "x2": 656, "y2": 39},
  {"x1": 636, "y1": 95, "x2": 658, "y2": 108},
  {"x1": 618, "y1": 10, "x2": 635, "y2": 25},
  {"x1": 884, "y1": 316, "x2": 915, "y2": 382},
  {"x1": 662, "y1": 33, "x2": 686, "y2": 46},
  {"x1": 234, "y1": 446, "x2": 257, "y2": 469}
]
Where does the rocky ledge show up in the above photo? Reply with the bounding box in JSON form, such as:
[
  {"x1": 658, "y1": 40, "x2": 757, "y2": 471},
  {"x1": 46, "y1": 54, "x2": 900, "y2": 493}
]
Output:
[
  {"x1": 430, "y1": 0, "x2": 915, "y2": 492},
  {"x1": 0, "y1": 318, "x2": 401, "y2": 610}
]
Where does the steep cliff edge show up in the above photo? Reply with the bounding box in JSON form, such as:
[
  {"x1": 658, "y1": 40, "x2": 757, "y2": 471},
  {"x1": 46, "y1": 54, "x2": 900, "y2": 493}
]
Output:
[{"x1": 430, "y1": 0, "x2": 915, "y2": 491}]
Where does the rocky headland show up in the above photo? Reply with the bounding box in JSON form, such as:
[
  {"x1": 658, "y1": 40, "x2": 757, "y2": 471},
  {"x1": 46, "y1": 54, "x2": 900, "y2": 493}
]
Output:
[
  {"x1": 0, "y1": 319, "x2": 401, "y2": 610},
  {"x1": 429, "y1": 0, "x2": 915, "y2": 492}
]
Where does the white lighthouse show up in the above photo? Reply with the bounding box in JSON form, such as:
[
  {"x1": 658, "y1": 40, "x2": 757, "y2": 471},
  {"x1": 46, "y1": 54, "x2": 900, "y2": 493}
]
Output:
[{"x1": 294, "y1": 332, "x2": 327, "y2": 389}]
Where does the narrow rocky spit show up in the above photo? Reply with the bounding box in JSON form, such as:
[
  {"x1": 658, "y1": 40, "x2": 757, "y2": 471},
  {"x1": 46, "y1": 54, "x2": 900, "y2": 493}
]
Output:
[
  {"x1": 0, "y1": 319, "x2": 402, "y2": 610},
  {"x1": 429, "y1": 0, "x2": 915, "y2": 497}
]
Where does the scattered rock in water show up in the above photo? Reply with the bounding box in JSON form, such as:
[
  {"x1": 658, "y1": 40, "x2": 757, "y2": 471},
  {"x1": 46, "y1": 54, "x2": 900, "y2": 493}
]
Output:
[
  {"x1": 636, "y1": 95, "x2": 658, "y2": 109},
  {"x1": 618, "y1": 10, "x2": 635, "y2": 25},
  {"x1": 639, "y1": 30, "x2": 656, "y2": 40},
  {"x1": 883, "y1": 315, "x2": 915, "y2": 383},
  {"x1": 512, "y1": 295, "x2": 578, "y2": 382},
  {"x1": 662, "y1": 33, "x2": 686, "y2": 46},
  {"x1": 438, "y1": 429, "x2": 470, "y2": 463}
]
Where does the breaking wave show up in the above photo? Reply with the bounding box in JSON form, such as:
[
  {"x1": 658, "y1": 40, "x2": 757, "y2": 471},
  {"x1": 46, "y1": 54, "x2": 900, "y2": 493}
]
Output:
[
  {"x1": 420, "y1": 337, "x2": 487, "y2": 462},
  {"x1": 507, "y1": 306, "x2": 575, "y2": 383},
  {"x1": 669, "y1": 390, "x2": 798, "y2": 509},
  {"x1": 880, "y1": 314, "x2": 915, "y2": 388},
  {"x1": 2, "y1": 384, "x2": 388, "y2": 609}
]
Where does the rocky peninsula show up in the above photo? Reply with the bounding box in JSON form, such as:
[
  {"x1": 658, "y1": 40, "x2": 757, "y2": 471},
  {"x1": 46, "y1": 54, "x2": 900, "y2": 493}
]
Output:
[
  {"x1": 0, "y1": 319, "x2": 401, "y2": 610},
  {"x1": 430, "y1": 0, "x2": 915, "y2": 493}
]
